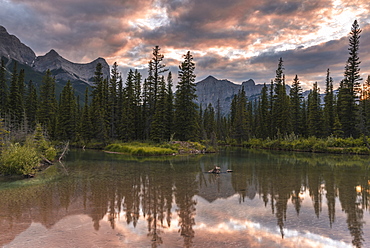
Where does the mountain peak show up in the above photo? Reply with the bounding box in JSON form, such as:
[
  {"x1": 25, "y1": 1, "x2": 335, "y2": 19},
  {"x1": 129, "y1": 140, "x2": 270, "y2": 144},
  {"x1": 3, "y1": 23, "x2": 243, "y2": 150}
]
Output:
[
  {"x1": 46, "y1": 49, "x2": 60, "y2": 56},
  {"x1": 0, "y1": 25, "x2": 36, "y2": 64},
  {"x1": 205, "y1": 75, "x2": 217, "y2": 81},
  {"x1": 0, "y1": 25, "x2": 7, "y2": 33}
]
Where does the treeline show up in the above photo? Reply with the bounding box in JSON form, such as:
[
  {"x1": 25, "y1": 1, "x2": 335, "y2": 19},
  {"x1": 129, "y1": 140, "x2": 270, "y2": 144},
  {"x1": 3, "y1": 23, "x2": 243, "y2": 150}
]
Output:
[
  {"x1": 0, "y1": 20, "x2": 369, "y2": 146},
  {"x1": 0, "y1": 47, "x2": 199, "y2": 145},
  {"x1": 226, "y1": 20, "x2": 369, "y2": 143}
]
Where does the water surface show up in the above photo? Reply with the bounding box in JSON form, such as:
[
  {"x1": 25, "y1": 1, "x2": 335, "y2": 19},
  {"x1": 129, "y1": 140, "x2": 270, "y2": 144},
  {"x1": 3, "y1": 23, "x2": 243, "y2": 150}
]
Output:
[{"x1": 1, "y1": 148, "x2": 369, "y2": 247}]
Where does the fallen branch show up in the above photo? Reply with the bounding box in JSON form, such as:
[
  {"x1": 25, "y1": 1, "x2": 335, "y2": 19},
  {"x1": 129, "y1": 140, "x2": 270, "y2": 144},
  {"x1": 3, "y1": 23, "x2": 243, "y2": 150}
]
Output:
[{"x1": 59, "y1": 141, "x2": 70, "y2": 162}]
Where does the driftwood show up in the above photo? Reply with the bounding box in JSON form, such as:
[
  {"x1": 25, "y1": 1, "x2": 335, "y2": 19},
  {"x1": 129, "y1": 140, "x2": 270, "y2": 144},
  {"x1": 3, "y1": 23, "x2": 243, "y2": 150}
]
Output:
[
  {"x1": 41, "y1": 155, "x2": 53, "y2": 165},
  {"x1": 59, "y1": 141, "x2": 69, "y2": 162}
]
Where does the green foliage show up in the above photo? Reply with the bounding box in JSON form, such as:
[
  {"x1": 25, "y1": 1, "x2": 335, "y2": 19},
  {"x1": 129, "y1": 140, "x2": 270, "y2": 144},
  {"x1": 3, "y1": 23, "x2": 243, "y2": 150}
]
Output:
[
  {"x1": 0, "y1": 143, "x2": 40, "y2": 175},
  {"x1": 105, "y1": 143, "x2": 176, "y2": 156}
]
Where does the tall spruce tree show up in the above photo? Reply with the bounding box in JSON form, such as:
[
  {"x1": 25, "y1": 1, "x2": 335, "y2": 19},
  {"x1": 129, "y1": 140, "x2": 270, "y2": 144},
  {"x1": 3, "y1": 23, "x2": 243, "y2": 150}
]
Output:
[
  {"x1": 307, "y1": 82, "x2": 324, "y2": 137},
  {"x1": 338, "y1": 20, "x2": 362, "y2": 137},
  {"x1": 133, "y1": 70, "x2": 143, "y2": 140},
  {"x1": 8, "y1": 62, "x2": 24, "y2": 128},
  {"x1": 289, "y1": 75, "x2": 303, "y2": 136},
  {"x1": 79, "y1": 87, "x2": 93, "y2": 143},
  {"x1": 25, "y1": 80, "x2": 38, "y2": 131},
  {"x1": 151, "y1": 76, "x2": 168, "y2": 141},
  {"x1": 256, "y1": 83, "x2": 270, "y2": 139},
  {"x1": 271, "y1": 58, "x2": 291, "y2": 137},
  {"x1": 58, "y1": 81, "x2": 77, "y2": 141},
  {"x1": 90, "y1": 63, "x2": 108, "y2": 142},
  {"x1": 0, "y1": 59, "x2": 8, "y2": 115},
  {"x1": 37, "y1": 69, "x2": 58, "y2": 138},
  {"x1": 108, "y1": 62, "x2": 119, "y2": 139},
  {"x1": 120, "y1": 69, "x2": 136, "y2": 141},
  {"x1": 165, "y1": 72, "x2": 174, "y2": 140},
  {"x1": 230, "y1": 88, "x2": 249, "y2": 143},
  {"x1": 174, "y1": 51, "x2": 198, "y2": 141},
  {"x1": 323, "y1": 69, "x2": 335, "y2": 136}
]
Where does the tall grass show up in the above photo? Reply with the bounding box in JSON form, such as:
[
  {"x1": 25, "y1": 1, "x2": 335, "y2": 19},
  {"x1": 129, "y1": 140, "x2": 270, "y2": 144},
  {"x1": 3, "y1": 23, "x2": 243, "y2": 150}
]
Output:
[{"x1": 105, "y1": 143, "x2": 177, "y2": 156}]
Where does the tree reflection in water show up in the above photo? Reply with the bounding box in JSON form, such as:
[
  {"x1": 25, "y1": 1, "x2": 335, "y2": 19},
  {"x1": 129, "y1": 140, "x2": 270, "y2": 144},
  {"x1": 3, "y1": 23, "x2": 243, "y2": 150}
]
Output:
[{"x1": 0, "y1": 149, "x2": 370, "y2": 247}]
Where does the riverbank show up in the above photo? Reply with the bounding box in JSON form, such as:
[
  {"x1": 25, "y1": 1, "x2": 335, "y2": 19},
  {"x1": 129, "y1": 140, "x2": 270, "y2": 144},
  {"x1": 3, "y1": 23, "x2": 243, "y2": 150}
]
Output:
[{"x1": 241, "y1": 136, "x2": 370, "y2": 155}]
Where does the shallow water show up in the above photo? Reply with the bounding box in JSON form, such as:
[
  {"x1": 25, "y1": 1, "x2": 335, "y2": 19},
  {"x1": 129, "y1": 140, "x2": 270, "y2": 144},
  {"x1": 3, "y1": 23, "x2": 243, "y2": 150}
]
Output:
[{"x1": 1, "y1": 148, "x2": 370, "y2": 247}]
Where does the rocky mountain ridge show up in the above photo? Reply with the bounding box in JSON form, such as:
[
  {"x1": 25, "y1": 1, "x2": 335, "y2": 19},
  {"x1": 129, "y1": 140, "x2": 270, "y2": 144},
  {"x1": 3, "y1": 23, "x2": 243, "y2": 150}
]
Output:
[{"x1": 0, "y1": 25, "x2": 109, "y2": 86}]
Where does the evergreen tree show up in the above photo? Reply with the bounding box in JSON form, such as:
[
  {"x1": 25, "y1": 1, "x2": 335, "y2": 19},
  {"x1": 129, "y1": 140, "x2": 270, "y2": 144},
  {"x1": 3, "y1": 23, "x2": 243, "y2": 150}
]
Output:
[
  {"x1": 323, "y1": 69, "x2": 335, "y2": 136},
  {"x1": 230, "y1": 88, "x2": 249, "y2": 143},
  {"x1": 256, "y1": 83, "x2": 270, "y2": 139},
  {"x1": 58, "y1": 81, "x2": 77, "y2": 141},
  {"x1": 151, "y1": 76, "x2": 168, "y2": 141},
  {"x1": 120, "y1": 69, "x2": 136, "y2": 141},
  {"x1": 37, "y1": 69, "x2": 58, "y2": 138},
  {"x1": 108, "y1": 62, "x2": 119, "y2": 139},
  {"x1": 90, "y1": 63, "x2": 108, "y2": 142},
  {"x1": 361, "y1": 76, "x2": 370, "y2": 131},
  {"x1": 165, "y1": 72, "x2": 174, "y2": 140},
  {"x1": 0, "y1": 59, "x2": 8, "y2": 115},
  {"x1": 289, "y1": 75, "x2": 303, "y2": 136},
  {"x1": 271, "y1": 58, "x2": 291, "y2": 137},
  {"x1": 338, "y1": 20, "x2": 362, "y2": 137},
  {"x1": 203, "y1": 103, "x2": 216, "y2": 142},
  {"x1": 174, "y1": 51, "x2": 198, "y2": 141},
  {"x1": 307, "y1": 82, "x2": 324, "y2": 137},
  {"x1": 133, "y1": 70, "x2": 143, "y2": 140},
  {"x1": 79, "y1": 87, "x2": 93, "y2": 143},
  {"x1": 25, "y1": 80, "x2": 38, "y2": 131},
  {"x1": 8, "y1": 62, "x2": 24, "y2": 128}
]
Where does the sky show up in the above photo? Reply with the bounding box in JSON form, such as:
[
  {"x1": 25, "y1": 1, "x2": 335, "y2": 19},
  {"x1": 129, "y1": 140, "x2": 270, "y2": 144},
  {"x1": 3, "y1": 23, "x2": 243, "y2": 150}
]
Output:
[{"x1": 1, "y1": 0, "x2": 370, "y2": 90}]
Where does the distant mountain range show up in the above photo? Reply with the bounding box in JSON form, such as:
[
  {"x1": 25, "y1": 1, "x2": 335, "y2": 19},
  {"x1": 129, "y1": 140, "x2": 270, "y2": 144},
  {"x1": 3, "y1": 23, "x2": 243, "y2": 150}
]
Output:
[
  {"x1": 0, "y1": 25, "x2": 109, "y2": 100},
  {"x1": 1, "y1": 25, "x2": 299, "y2": 116}
]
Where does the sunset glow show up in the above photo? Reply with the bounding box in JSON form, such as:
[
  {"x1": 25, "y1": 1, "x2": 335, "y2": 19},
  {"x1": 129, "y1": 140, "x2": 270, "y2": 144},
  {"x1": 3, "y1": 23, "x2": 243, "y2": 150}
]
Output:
[{"x1": 1, "y1": 0, "x2": 370, "y2": 88}]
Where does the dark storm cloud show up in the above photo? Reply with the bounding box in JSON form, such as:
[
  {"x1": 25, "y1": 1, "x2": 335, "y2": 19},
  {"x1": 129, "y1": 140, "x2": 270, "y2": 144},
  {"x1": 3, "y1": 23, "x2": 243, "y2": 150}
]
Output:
[
  {"x1": 0, "y1": 0, "x2": 153, "y2": 61},
  {"x1": 1, "y1": 0, "x2": 370, "y2": 90}
]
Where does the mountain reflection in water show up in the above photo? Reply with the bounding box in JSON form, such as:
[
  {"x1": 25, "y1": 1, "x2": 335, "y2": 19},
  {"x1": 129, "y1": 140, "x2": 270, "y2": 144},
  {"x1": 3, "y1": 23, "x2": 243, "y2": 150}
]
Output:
[{"x1": 0, "y1": 148, "x2": 369, "y2": 248}]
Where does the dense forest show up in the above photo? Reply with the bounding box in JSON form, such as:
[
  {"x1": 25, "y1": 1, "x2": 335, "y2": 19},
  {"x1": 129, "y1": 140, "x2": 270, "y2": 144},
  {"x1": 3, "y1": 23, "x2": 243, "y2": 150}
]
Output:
[{"x1": 0, "y1": 20, "x2": 369, "y2": 147}]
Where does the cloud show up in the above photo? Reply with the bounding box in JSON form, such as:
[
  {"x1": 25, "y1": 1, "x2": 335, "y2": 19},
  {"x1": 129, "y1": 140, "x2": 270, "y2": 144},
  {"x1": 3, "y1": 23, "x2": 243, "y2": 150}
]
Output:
[{"x1": 1, "y1": 0, "x2": 370, "y2": 90}]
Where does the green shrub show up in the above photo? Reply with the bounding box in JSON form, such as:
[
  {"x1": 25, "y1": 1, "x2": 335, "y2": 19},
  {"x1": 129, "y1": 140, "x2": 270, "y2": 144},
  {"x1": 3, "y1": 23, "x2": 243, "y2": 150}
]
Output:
[
  {"x1": 44, "y1": 147, "x2": 57, "y2": 161},
  {"x1": 0, "y1": 143, "x2": 40, "y2": 175}
]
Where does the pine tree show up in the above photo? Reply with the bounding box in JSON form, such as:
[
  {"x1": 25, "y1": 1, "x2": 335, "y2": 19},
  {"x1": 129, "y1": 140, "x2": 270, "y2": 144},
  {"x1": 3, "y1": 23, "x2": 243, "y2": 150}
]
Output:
[
  {"x1": 25, "y1": 80, "x2": 38, "y2": 131},
  {"x1": 165, "y1": 72, "x2": 174, "y2": 140},
  {"x1": 90, "y1": 63, "x2": 108, "y2": 142},
  {"x1": 289, "y1": 75, "x2": 303, "y2": 136},
  {"x1": 0, "y1": 118, "x2": 9, "y2": 147},
  {"x1": 256, "y1": 83, "x2": 270, "y2": 139},
  {"x1": 144, "y1": 46, "x2": 168, "y2": 138},
  {"x1": 8, "y1": 62, "x2": 24, "y2": 129},
  {"x1": 79, "y1": 87, "x2": 93, "y2": 143},
  {"x1": 0, "y1": 59, "x2": 8, "y2": 115},
  {"x1": 108, "y1": 62, "x2": 119, "y2": 139},
  {"x1": 58, "y1": 81, "x2": 77, "y2": 141},
  {"x1": 230, "y1": 88, "x2": 249, "y2": 143},
  {"x1": 133, "y1": 70, "x2": 143, "y2": 140},
  {"x1": 338, "y1": 20, "x2": 362, "y2": 137},
  {"x1": 120, "y1": 69, "x2": 136, "y2": 141},
  {"x1": 271, "y1": 58, "x2": 291, "y2": 137},
  {"x1": 203, "y1": 103, "x2": 216, "y2": 142},
  {"x1": 174, "y1": 51, "x2": 198, "y2": 141},
  {"x1": 323, "y1": 69, "x2": 335, "y2": 136},
  {"x1": 151, "y1": 76, "x2": 168, "y2": 141},
  {"x1": 307, "y1": 82, "x2": 324, "y2": 137},
  {"x1": 37, "y1": 69, "x2": 58, "y2": 138}
]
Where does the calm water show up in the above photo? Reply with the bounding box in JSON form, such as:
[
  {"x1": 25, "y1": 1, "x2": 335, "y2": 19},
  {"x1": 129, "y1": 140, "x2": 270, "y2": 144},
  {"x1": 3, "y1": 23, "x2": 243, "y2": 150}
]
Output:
[{"x1": 1, "y1": 148, "x2": 370, "y2": 248}]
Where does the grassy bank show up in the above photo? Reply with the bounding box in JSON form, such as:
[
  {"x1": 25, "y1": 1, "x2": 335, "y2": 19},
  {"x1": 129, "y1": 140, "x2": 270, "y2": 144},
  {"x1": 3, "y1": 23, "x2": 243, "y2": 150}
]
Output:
[
  {"x1": 241, "y1": 136, "x2": 370, "y2": 155},
  {"x1": 105, "y1": 141, "x2": 206, "y2": 156}
]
